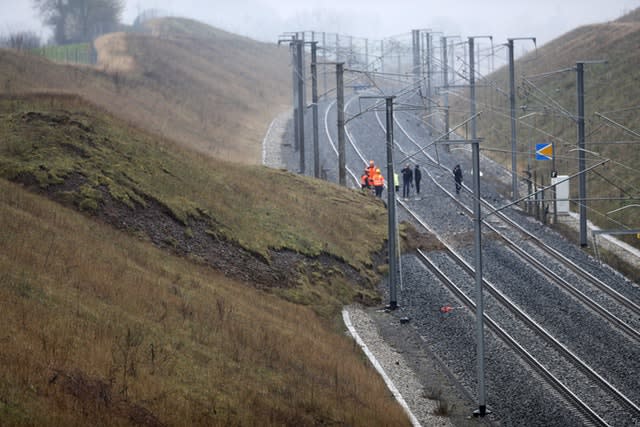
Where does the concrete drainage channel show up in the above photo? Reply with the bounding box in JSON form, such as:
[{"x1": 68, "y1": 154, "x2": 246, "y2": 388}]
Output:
[{"x1": 343, "y1": 307, "x2": 425, "y2": 427}]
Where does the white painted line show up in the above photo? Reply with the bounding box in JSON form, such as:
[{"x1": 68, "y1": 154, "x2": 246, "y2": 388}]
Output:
[
  {"x1": 262, "y1": 112, "x2": 288, "y2": 167},
  {"x1": 262, "y1": 116, "x2": 278, "y2": 166},
  {"x1": 342, "y1": 309, "x2": 422, "y2": 427}
]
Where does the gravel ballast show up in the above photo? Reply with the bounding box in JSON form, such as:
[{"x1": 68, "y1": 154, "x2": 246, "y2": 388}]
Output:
[{"x1": 264, "y1": 98, "x2": 640, "y2": 426}]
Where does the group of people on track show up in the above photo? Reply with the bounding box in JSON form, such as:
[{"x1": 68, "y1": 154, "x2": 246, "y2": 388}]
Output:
[
  {"x1": 361, "y1": 160, "x2": 386, "y2": 197},
  {"x1": 361, "y1": 160, "x2": 464, "y2": 198}
]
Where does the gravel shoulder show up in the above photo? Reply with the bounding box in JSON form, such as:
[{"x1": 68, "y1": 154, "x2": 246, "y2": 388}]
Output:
[{"x1": 345, "y1": 304, "x2": 489, "y2": 427}]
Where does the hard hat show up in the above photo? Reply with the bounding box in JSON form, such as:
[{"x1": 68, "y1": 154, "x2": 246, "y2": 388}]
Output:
[{"x1": 376, "y1": 168, "x2": 381, "y2": 173}]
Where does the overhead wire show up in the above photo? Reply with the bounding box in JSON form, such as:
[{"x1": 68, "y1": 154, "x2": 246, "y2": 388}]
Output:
[
  {"x1": 305, "y1": 29, "x2": 639, "y2": 232},
  {"x1": 442, "y1": 49, "x2": 640, "y2": 226}
]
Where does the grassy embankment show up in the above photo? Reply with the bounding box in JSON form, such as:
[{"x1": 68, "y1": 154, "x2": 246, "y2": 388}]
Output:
[
  {"x1": 2, "y1": 17, "x2": 292, "y2": 165},
  {"x1": 449, "y1": 11, "x2": 640, "y2": 256},
  {"x1": 0, "y1": 92, "x2": 410, "y2": 425}
]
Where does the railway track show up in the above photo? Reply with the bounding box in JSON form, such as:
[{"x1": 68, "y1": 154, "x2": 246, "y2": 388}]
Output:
[
  {"x1": 405, "y1": 201, "x2": 637, "y2": 427},
  {"x1": 319, "y1": 93, "x2": 640, "y2": 425},
  {"x1": 387, "y1": 107, "x2": 640, "y2": 342}
]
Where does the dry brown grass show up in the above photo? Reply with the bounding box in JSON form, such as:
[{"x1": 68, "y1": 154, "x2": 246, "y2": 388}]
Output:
[
  {"x1": 0, "y1": 17, "x2": 292, "y2": 165},
  {"x1": 0, "y1": 17, "x2": 414, "y2": 425},
  {"x1": 94, "y1": 33, "x2": 138, "y2": 74},
  {"x1": 0, "y1": 179, "x2": 410, "y2": 426},
  {"x1": 449, "y1": 10, "x2": 640, "y2": 245}
]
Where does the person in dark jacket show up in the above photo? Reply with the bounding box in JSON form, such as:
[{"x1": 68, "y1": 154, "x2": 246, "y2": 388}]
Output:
[
  {"x1": 401, "y1": 164, "x2": 413, "y2": 198},
  {"x1": 414, "y1": 164, "x2": 422, "y2": 195},
  {"x1": 361, "y1": 170, "x2": 370, "y2": 190},
  {"x1": 453, "y1": 164, "x2": 463, "y2": 194}
]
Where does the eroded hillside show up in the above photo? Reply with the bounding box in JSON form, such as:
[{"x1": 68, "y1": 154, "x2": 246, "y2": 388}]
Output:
[
  {"x1": 0, "y1": 90, "x2": 410, "y2": 426},
  {"x1": 0, "y1": 15, "x2": 421, "y2": 426}
]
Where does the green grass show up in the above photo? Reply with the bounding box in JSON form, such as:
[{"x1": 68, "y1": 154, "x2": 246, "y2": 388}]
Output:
[
  {"x1": 0, "y1": 94, "x2": 388, "y2": 275},
  {"x1": 0, "y1": 93, "x2": 392, "y2": 321},
  {"x1": 30, "y1": 43, "x2": 93, "y2": 64}
]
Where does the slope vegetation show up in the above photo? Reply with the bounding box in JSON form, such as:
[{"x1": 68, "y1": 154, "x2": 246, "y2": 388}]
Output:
[
  {"x1": 1, "y1": 17, "x2": 292, "y2": 164},
  {"x1": 0, "y1": 182, "x2": 405, "y2": 426},
  {"x1": 0, "y1": 93, "x2": 387, "y2": 314},
  {"x1": 452, "y1": 9, "x2": 640, "y2": 247},
  {"x1": 0, "y1": 92, "x2": 409, "y2": 425},
  {"x1": 0, "y1": 18, "x2": 413, "y2": 426}
]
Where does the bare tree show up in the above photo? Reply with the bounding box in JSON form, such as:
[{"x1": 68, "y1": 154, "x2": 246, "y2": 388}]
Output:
[
  {"x1": 0, "y1": 31, "x2": 41, "y2": 50},
  {"x1": 33, "y1": 0, "x2": 68, "y2": 44},
  {"x1": 32, "y1": 0, "x2": 123, "y2": 44}
]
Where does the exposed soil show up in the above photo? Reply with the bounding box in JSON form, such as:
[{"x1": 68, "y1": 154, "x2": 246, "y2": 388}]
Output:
[
  {"x1": 401, "y1": 221, "x2": 446, "y2": 252},
  {"x1": 12, "y1": 171, "x2": 378, "y2": 301}
]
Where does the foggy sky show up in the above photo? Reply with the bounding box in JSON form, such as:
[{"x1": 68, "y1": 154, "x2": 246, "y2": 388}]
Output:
[{"x1": 2, "y1": 0, "x2": 638, "y2": 47}]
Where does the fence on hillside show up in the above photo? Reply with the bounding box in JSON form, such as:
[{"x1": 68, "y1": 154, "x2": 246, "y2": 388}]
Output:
[{"x1": 30, "y1": 43, "x2": 97, "y2": 65}]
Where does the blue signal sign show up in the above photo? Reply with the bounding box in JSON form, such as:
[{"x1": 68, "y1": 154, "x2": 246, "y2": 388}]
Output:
[{"x1": 535, "y1": 143, "x2": 553, "y2": 161}]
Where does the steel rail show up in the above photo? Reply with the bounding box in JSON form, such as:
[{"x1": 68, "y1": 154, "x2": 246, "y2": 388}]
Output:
[
  {"x1": 390, "y1": 108, "x2": 640, "y2": 341},
  {"x1": 337, "y1": 97, "x2": 621, "y2": 424},
  {"x1": 380, "y1": 106, "x2": 640, "y2": 418},
  {"x1": 414, "y1": 247, "x2": 607, "y2": 427},
  {"x1": 402, "y1": 197, "x2": 640, "y2": 421}
]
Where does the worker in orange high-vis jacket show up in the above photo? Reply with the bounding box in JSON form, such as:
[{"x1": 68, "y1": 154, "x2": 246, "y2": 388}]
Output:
[
  {"x1": 372, "y1": 168, "x2": 385, "y2": 197},
  {"x1": 367, "y1": 160, "x2": 376, "y2": 183}
]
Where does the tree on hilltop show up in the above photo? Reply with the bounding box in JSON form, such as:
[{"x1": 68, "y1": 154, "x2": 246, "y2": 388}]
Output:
[{"x1": 32, "y1": 0, "x2": 124, "y2": 44}]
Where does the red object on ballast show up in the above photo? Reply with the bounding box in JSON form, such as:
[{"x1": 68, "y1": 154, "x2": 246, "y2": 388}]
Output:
[{"x1": 440, "y1": 305, "x2": 454, "y2": 314}]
